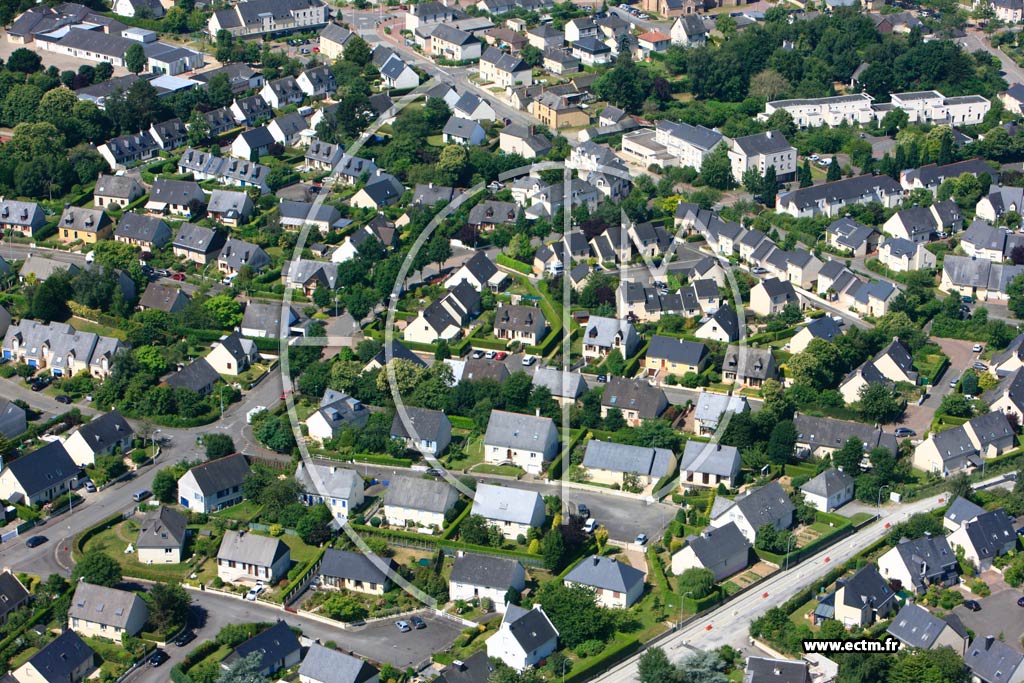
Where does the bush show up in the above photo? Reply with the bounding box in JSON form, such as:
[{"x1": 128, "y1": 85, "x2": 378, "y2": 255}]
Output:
[
  {"x1": 269, "y1": 524, "x2": 284, "y2": 537},
  {"x1": 574, "y1": 639, "x2": 605, "y2": 657}
]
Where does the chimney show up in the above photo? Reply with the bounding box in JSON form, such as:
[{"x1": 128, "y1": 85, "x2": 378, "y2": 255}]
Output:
[
  {"x1": 592, "y1": 557, "x2": 600, "y2": 566},
  {"x1": 766, "y1": 131, "x2": 773, "y2": 139},
  {"x1": 985, "y1": 635, "x2": 996, "y2": 650}
]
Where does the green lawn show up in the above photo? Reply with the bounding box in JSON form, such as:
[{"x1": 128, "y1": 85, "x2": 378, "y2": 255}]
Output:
[
  {"x1": 848, "y1": 512, "x2": 876, "y2": 527},
  {"x1": 69, "y1": 316, "x2": 128, "y2": 341},
  {"x1": 472, "y1": 464, "x2": 524, "y2": 477},
  {"x1": 445, "y1": 434, "x2": 485, "y2": 471},
  {"x1": 275, "y1": 532, "x2": 321, "y2": 565},
  {"x1": 82, "y1": 520, "x2": 205, "y2": 583},
  {"x1": 212, "y1": 500, "x2": 264, "y2": 523}
]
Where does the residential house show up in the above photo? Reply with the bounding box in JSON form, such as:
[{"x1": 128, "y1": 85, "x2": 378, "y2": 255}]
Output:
[
  {"x1": 176, "y1": 453, "x2": 251, "y2": 513},
  {"x1": 722, "y1": 345, "x2": 777, "y2": 388},
  {"x1": 98, "y1": 131, "x2": 159, "y2": 169},
  {"x1": 136, "y1": 506, "x2": 188, "y2": 564},
  {"x1": 777, "y1": 175, "x2": 903, "y2": 218},
  {"x1": 825, "y1": 217, "x2": 878, "y2": 257},
  {"x1": 960, "y1": 220, "x2": 1010, "y2": 261},
  {"x1": 0, "y1": 572, "x2": 29, "y2": 625},
  {"x1": 299, "y1": 645, "x2": 379, "y2": 683},
  {"x1": 912, "y1": 411, "x2": 1015, "y2": 475},
  {"x1": 206, "y1": 332, "x2": 259, "y2": 376},
  {"x1": 145, "y1": 178, "x2": 205, "y2": 218},
  {"x1": 977, "y1": 185, "x2": 1024, "y2": 222},
  {"x1": 62, "y1": 410, "x2": 133, "y2": 467},
  {"x1": 670, "y1": 14, "x2": 709, "y2": 46},
  {"x1": 278, "y1": 201, "x2": 347, "y2": 232},
  {"x1": 887, "y1": 604, "x2": 969, "y2": 655},
  {"x1": 964, "y1": 636, "x2": 1024, "y2": 683},
  {"x1": 94, "y1": 174, "x2": 144, "y2": 209},
  {"x1": 901, "y1": 158, "x2": 999, "y2": 194},
  {"x1": 382, "y1": 475, "x2": 459, "y2": 528},
  {"x1": 304, "y1": 139, "x2": 345, "y2": 173},
  {"x1": 581, "y1": 317, "x2": 640, "y2": 364},
  {"x1": 749, "y1": 278, "x2": 799, "y2": 317},
  {"x1": 208, "y1": 0, "x2": 328, "y2": 37},
  {"x1": 570, "y1": 36, "x2": 610, "y2": 65},
  {"x1": 149, "y1": 118, "x2": 187, "y2": 151},
  {"x1": 940, "y1": 255, "x2": 1024, "y2": 302},
  {"x1": 945, "y1": 496, "x2": 986, "y2": 532},
  {"x1": 443, "y1": 116, "x2": 486, "y2": 145},
  {"x1": 486, "y1": 605, "x2": 558, "y2": 671},
  {"x1": 217, "y1": 530, "x2": 291, "y2": 584},
  {"x1": 318, "y1": 23, "x2": 356, "y2": 60},
  {"x1": 0, "y1": 441, "x2": 78, "y2": 506},
  {"x1": 499, "y1": 124, "x2": 552, "y2": 158},
  {"x1": 350, "y1": 171, "x2": 405, "y2": 210},
  {"x1": 220, "y1": 622, "x2": 302, "y2": 678},
  {"x1": 794, "y1": 414, "x2": 897, "y2": 460},
  {"x1": 379, "y1": 54, "x2": 420, "y2": 89},
  {"x1": 947, "y1": 509, "x2": 1017, "y2": 570},
  {"x1": 297, "y1": 65, "x2": 336, "y2": 98},
  {"x1": 0, "y1": 399, "x2": 25, "y2": 441},
  {"x1": 453, "y1": 92, "x2": 497, "y2": 122},
  {"x1": 207, "y1": 190, "x2": 255, "y2": 227},
  {"x1": 430, "y1": 24, "x2": 482, "y2": 61},
  {"x1": 164, "y1": 358, "x2": 221, "y2": 397},
  {"x1": 13, "y1": 631, "x2": 95, "y2": 683},
  {"x1": 877, "y1": 535, "x2": 958, "y2": 595},
  {"x1": 729, "y1": 131, "x2": 796, "y2": 184},
  {"x1": 470, "y1": 484, "x2": 546, "y2": 540},
  {"x1": 670, "y1": 522, "x2": 750, "y2": 581},
  {"x1": 268, "y1": 113, "x2": 309, "y2": 147},
  {"x1": 679, "y1": 441, "x2": 741, "y2": 490},
  {"x1": 743, "y1": 658, "x2": 810, "y2": 683},
  {"x1": 529, "y1": 91, "x2": 589, "y2": 129},
  {"x1": 468, "y1": 200, "x2": 519, "y2": 230},
  {"x1": 389, "y1": 407, "x2": 453, "y2": 457},
  {"x1": 306, "y1": 389, "x2": 370, "y2": 443},
  {"x1": 319, "y1": 548, "x2": 396, "y2": 595},
  {"x1": 216, "y1": 238, "x2": 270, "y2": 278},
  {"x1": 527, "y1": 25, "x2": 563, "y2": 50},
  {"x1": 879, "y1": 237, "x2": 936, "y2": 273},
  {"x1": 531, "y1": 367, "x2": 586, "y2": 406},
  {"x1": 450, "y1": 554, "x2": 526, "y2": 611},
  {"x1": 563, "y1": 555, "x2": 645, "y2": 608},
  {"x1": 69, "y1": 582, "x2": 148, "y2": 639},
  {"x1": 709, "y1": 481, "x2": 794, "y2": 545},
  {"x1": 643, "y1": 335, "x2": 708, "y2": 384},
  {"x1": 581, "y1": 440, "x2": 675, "y2": 490},
  {"x1": 114, "y1": 214, "x2": 171, "y2": 251},
  {"x1": 260, "y1": 76, "x2": 304, "y2": 109},
  {"x1": 494, "y1": 304, "x2": 547, "y2": 346},
  {"x1": 695, "y1": 304, "x2": 740, "y2": 342},
  {"x1": 788, "y1": 317, "x2": 843, "y2": 354},
  {"x1": 800, "y1": 467, "x2": 854, "y2": 512},
  {"x1": 57, "y1": 206, "x2": 111, "y2": 244},
  {"x1": 830, "y1": 565, "x2": 896, "y2": 627},
  {"x1": 0, "y1": 199, "x2": 45, "y2": 237},
  {"x1": 480, "y1": 47, "x2": 531, "y2": 87},
  {"x1": 600, "y1": 377, "x2": 668, "y2": 427},
  {"x1": 294, "y1": 460, "x2": 364, "y2": 523},
  {"x1": 483, "y1": 409, "x2": 558, "y2": 475}
]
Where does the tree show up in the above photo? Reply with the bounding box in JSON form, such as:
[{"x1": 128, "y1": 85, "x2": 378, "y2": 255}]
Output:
[
  {"x1": 754, "y1": 523, "x2": 793, "y2": 554},
  {"x1": 534, "y1": 581, "x2": 612, "y2": 647},
  {"x1": 344, "y1": 35, "x2": 372, "y2": 66},
  {"x1": 73, "y1": 551, "x2": 122, "y2": 587},
  {"x1": 187, "y1": 109, "x2": 210, "y2": 146},
  {"x1": 857, "y1": 383, "x2": 903, "y2": 423},
  {"x1": 767, "y1": 421, "x2": 797, "y2": 465},
  {"x1": 125, "y1": 42, "x2": 147, "y2": 75},
  {"x1": 147, "y1": 582, "x2": 191, "y2": 632},
  {"x1": 204, "y1": 295, "x2": 243, "y2": 328},
  {"x1": 799, "y1": 160, "x2": 813, "y2": 188},
  {"x1": 676, "y1": 567, "x2": 716, "y2": 599},
  {"x1": 152, "y1": 467, "x2": 178, "y2": 503},
  {"x1": 7, "y1": 48, "x2": 41, "y2": 74},
  {"x1": 750, "y1": 69, "x2": 791, "y2": 101},
  {"x1": 638, "y1": 648, "x2": 678, "y2": 683},
  {"x1": 889, "y1": 645, "x2": 967, "y2": 683},
  {"x1": 520, "y1": 44, "x2": 543, "y2": 67},
  {"x1": 460, "y1": 515, "x2": 500, "y2": 546},
  {"x1": 217, "y1": 651, "x2": 267, "y2": 683},
  {"x1": 205, "y1": 434, "x2": 236, "y2": 460},
  {"x1": 826, "y1": 157, "x2": 841, "y2": 182},
  {"x1": 322, "y1": 593, "x2": 369, "y2": 621},
  {"x1": 541, "y1": 528, "x2": 566, "y2": 571},
  {"x1": 592, "y1": 50, "x2": 653, "y2": 114},
  {"x1": 700, "y1": 144, "x2": 734, "y2": 190},
  {"x1": 296, "y1": 503, "x2": 333, "y2": 546}
]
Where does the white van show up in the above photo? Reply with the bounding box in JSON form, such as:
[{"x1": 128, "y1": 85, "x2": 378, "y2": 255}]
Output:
[{"x1": 583, "y1": 518, "x2": 597, "y2": 534}]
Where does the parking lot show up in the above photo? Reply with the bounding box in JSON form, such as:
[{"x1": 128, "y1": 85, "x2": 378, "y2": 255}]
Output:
[
  {"x1": 951, "y1": 584, "x2": 1024, "y2": 652},
  {"x1": 0, "y1": 34, "x2": 131, "y2": 76}
]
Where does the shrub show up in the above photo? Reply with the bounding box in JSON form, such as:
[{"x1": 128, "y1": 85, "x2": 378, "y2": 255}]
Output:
[
  {"x1": 516, "y1": 534, "x2": 526, "y2": 545},
  {"x1": 574, "y1": 639, "x2": 605, "y2": 658},
  {"x1": 211, "y1": 577, "x2": 224, "y2": 588},
  {"x1": 269, "y1": 524, "x2": 284, "y2": 537},
  {"x1": 370, "y1": 517, "x2": 381, "y2": 527}
]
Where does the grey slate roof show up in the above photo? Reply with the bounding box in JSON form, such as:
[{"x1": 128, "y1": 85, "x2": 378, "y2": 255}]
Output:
[
  {"x1": 165, "y1": 357, "x2": 220, "y2": 393},
  {"x1": 450, "y1": 554, "x2": 523, "y2": 589},
  {"x1": 679, "y1": 441, "x2": 740, "y2": 478},
  {"x1": 69, "y1": 582, "x2": 144, "y2": 630},
  {"x1": 732, "y1": 131, "x2": 792, "y2": 156},
  {"x1": 5, "y1": 441, "x2": 77, "y2": 499},
  {"x1": 890, "y1": 534, "x2": 957, "y2": 591},
  {"x1": 184, "y1": 453, "x2": 251, "y2": 496},
  {"x1": 299, "y1": 645, "x2": 378, "y2": 683},
  {"x1": 723, "y1": 345, "x2": 776, "y2": 381},
  {"x1": 502, "y1": 605, "x2": 558, "y2": 652},
  {"x1": 173, "y1": 223, "x2": 225, "y2": 255},
  {"x1": 582, "y1": 440, "x2": 674, "y2": 477},
  {"x1": 601, "y1": 377, "x2": 667, "y2": 418},
  {"x1": 945, "y1": 496, "x2": 985, "y2": 527},
  {"x1": 437, "y1": 650, "x2": 495, "y2": 683},
  {"x1": 693, "y1": 393, "x2": 748, "y2": 431},
  {"x1": 744, "y1": 657, "x2": 809, "y2": 683},
  {"x1": 115, "y1": 213, "x2": 171, "y2": 247},
  {"x1": 966, "y1": 636, "x2": 1024, "y2": 683},
  {"x1": 0, "y1": 572, "x2": 28, "y2": 622},
  {"x1": 320, "y1": 548, "x2": 395, "y2": 583},
  {"x1": 383, "y1": 475, "x2": 459, "y2": 514},
  {"x1": 219, "y1": 237, "x2": 270, "y2": 272},
  {"x1": 95, "y1": 174, "x2": 142, "y2": 200},
  {"x1": 800, "y1": 467, "x2": 853, "y2": 499},
  {"x1": 73, "y1": 410, "x2": 133, "y2": 455},
  {"x1": 484, "y1": 409, "x2": 556, "y2": 449},
  {"x1": 531, "y1": 366, "x2": 586, "y2": 400},
  {"x1": 223, "y1": 621, "x2": 300, "y2": 673},
  {"x1": 295, "y1": 461, "x2": 362, "y2": 500},
  {"x1": 217, "y1": 530, "x2": 289, "y2": 566},
  {"x1": 471, "y1": 483, "x2": 544, "y2": 525},
  {"x1": 25, "y1": 631, "x2": 94, "y2": 683},
  {"x1": 389, "y1": 407, "x2": 450, "y2": 443},
  {"x1": 443, "y1": 116, "x2": 482, "y2": 140},
  {"x1": 684, "y1": 522, "x2": 750, "y2": 568},
  {"x1": 564, "y1": 555, "x2": 644, "y2": 593},
  {"x1": 887, "y1": 603, "x2": 956, "y2": 649},
  {"x1": 137, "y1": 506, "x2": 187, "y2": 549},
  {"x1": 962, "y1": 510, "x2": 1016, "y2": 560},
  {"x1": 656, "y1": 120, "x2": 722, "y2": 151},
  {"x1": 716, "y1": 481, "x2": 794, "y2": 530},
  {"x1": 802, "y1": 316, "x2": 842, "y2": 343},
  {"x1": 839, "y1": 564, "x2": 895, "y2": 611}
]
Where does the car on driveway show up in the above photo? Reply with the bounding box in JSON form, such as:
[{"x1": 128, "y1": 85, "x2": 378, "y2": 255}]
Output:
[
  {"x1": 577, "y1": 503, "x2": 590, "y2": 518},
  {"x1": 173, "y1": 631, "x2": 196, "y2": 647},
  {"x1": 635, "y1": 533, "x2": 648, "y2": 546},
  {"x1": 596, "y1": 374, "x2": 608, "y2": 383},
  {"x1": 395, "y1": 620, "x2": 412, "y2": 633},
  {"x1": 485, "y1": 351, "x2": 497, "y2": 360},
  {"x1": 245, "y1": 582, "x2": 265, "y2": 601},
  {"x1": 894, "y1": 427, "x2": 916, "y2": 438},
  {"x1": 1017, "y1": 597, "x2": 1024, "y2": 607},
  {"x1": 148, "y1": 650, "x2": 169, "y2": 667},
  {"x1": 973, "y1": 344, "x2": 984, "y2": 353},
  {"x1": 963, "y1": 296, "x2": 975, "y2": 304},
  {"x1": 84, "y1": 481, "x2": 97, "y2": 493},
  {"x1": 495, "y1": 351, "x2": 508, "y2": 361},
  {"x1": 171, "y1": 273, "x2": 186, "y2": 282},
  {"x1": 25, "y1": 536, "x2": 47, "y2": 548},
  {"x1": 472, "y1": 350, "x2": 485, "y2": 359},
  {"x1": 973, "y1": 362, "x2": 989, "y2": 371},
  {"x1": 521, "y1": 355, "x2": 536, "y2": 366},
  {"x1": 411, "y1": 616, "x2": 426, "y2": 629},
  {"x1": 950, "y1": 377, "x2": 959, "y2": 388},
  {"x1": 964, "y1": 600, "x2": 982, "y2": 612}
]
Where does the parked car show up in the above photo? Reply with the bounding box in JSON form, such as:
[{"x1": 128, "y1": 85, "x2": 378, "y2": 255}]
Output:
[
  {"x1": 950, "y1": 377, "x2": 959, "y2": 388},
  {"x1": 395, "y1": 621, "x2": 412, "y2": 632},
  {"x1": 583, "y1": 518, "x2": 597, "y2": 533},
  {"x1": 495, "y1": 351, "x2": 508, "y2": 361},
  {"x1": 964, "y1": 600, "x2": 982, "y2": 612},
  {"x1": 485, "y1": 351, "x2": 497, "y2": 360},
  {"x1": 171, "y1": 273, "x2": 186, "y2": 281},
  {"x1": 472, "y1": 350, "x2": 485, "y2": 359},
  {"x1": 973, "y1": 344, "x2": 984, "y2": 353},
  {"x1": 245, "y1": 582, "x2": 265, "y2": 601},
  {"x1": 1017, "y1": 596, "x2": 1024, "y2": 607},
  {"x1": 635, "y1": 533, "x2": 649, "y2": 546},
  {"x1": 25, "y1": 536, "x2": 47, "y2": 548},
  {"x1": 962, "y1": 296, "x2": 974, "y2": 304},
  {"x1": 425, "y1": 468, "x2": 443, "y2": 477},
  {"x1": 596, "y1": 374, "x2": 608, "y2": 383},
  {"x1": 411, "y1": 616, "x2": 426, "y2": 629},
  {"x1": 973, "y1": 362, "x2": 989, "y2": 371},
  {"x1": 149, "y1": 650, "x2": 169, "y2": 667},
  {"x1": 894, "y1": 427, "x2": 916, "y2": 438},
  {"x1": 84, "y1": 481, "x2": 97, "y2": 493},
  {"x1": 751, "y1": 266, "x2": 768, "y2": 274},
  {"x1": 55, "y1": 395, "x2": 71, "y2": 404},
  {"x1": 132, "y1": 490, "x2": 152, "y2": 502},
  {"x1": 173, "y1": 631, "x2": 196, "y2": 647},
  {"x1": 577, "y1": 503, "x2": 590, "y2": 518},
  {"x1": 521, "y1": 355, "x2": 536, "y2": 366}
]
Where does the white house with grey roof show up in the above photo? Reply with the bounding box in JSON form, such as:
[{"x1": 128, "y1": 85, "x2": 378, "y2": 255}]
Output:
[
  {"x1": 177, "y1": 453, "x2": 251, "y2": 513},
  {"x1": 710, "y1": 481, "x2": 794, "y2": 545},
  {"x1": 777, "y1": 174, "x2": 903, "y2": 219},
  {"x1": 692, "y1": 393, "x2": 748, "y2": 436},
  {"x1": 306, "y1": 389, "x2": 370, "y2": 443},
  {"x1": 948, "y1": 509, "x2": 1017, "y2": 571},
  {"x1": 0, "y1": 199, "x2": 45, "y2": 237},
  {"x1": 744, "y1": 657, "x2": 810, "y2": 683},
  {"x1": 300, "y1": 644, "x2": 379, "y2": 683},
  {"x1": 62, "y1": 410, "x2": 133, "y2": 467},
  {"x1": 728, "y1": 131, "x2": 796, "y2": 183},
  {"x1": 443, "y1": 116, "x2": 486, "y2": 145},
  {"x1": 825, "y1": 217, "x2": 878, "y2": 257},
  {"x1": 800, "y1": 467, "x2": 854, "y2": 512},
  {"x1": 887, "y1": 604, "x2": 968, "y2": 655},
  {"x1": 877, "y1": 535, "x2": 958, "y2": 595},
  {"x1": 484, "y1": 410, "x2": 558, "y2": 474},
  {"x1": 95, "y1": 174, "x2": 144, "y2": 209},
  {"x1": 217, "y1": 530, "x2": 291, "y2": 584},
  {"x1": 137, "y1": 506, "x2": 188, "y2": 564},
  {"x1": 563, "y1": 555, "x2": 645, "y2": 608},
  {"x1": 581, "y1": 316, "x2": 640, "y2": 364},
  {"x1": 390, "y1": 407, "x2": 452, "y2": 457},
  {"x1": 295, "y1": 460, "x2": 364, "y2": 523},
  {"x1": 964, "y1": 635, "x2": 1024, "y2": 683},
  {"x1": 671, "y1": 522, "x2": 750, "y2": 581},
  {"x1": 486, "y1": 605, "x2": 558, "y2": 671},
  {"x1": 581, "y1": 440, "x2": 675, "y2": 490},
  {"x1": 383, "y1": 476, "x2": 458, "y2": 529},
  {"x1": 944, "y1": 496, "x2": 985, "y2": 532},
  {"x1": 69, "y1": 582, "x2": 148, "y2": 640},
  {"x1": 449, "y1": 553, "x2": 526, "y2": 611},
  {"x1": 471, "y1": 484, "x2": 545, "y2": 540},
  {"x1": 531, "y1": 367, "x2": 586, "y2": 406},
  {"x1": 788, "y1": 316, "x2": 842, "y2": 354},
  {"x1": 679, "y1": 441, "x2": 740, "y2": 490},
  {"x1": 318, "y1": 548, "x2": 396, "y2": 595},
  {"x1": 114, "y1": 213, "x2": 171, "y2": 250}
]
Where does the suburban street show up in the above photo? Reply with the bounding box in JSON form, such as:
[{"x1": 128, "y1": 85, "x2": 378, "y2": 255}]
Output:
[{"x1": 593, "y1": 491, "x2": 950, "y2": 681}]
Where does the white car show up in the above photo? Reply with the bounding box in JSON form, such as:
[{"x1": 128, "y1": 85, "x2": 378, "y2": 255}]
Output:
[
  {"x1": 485, "y1": 350, "x2": 497, "y2": 360},
  {"x1": 521, "y1": 355, "x2": 536, "y2": 366},
  {"x1": 583, "y1": 518, "x2": 597, "y2": 533},
  {"x1": 245, "y1": 583, "x2": 265, "y2": 601},
  {"x1": 809, "y1": 154, "x2": 820, "y2": 161},
  {"x1": 973, "y1": 344, "x2": 984, "y2": 353}
]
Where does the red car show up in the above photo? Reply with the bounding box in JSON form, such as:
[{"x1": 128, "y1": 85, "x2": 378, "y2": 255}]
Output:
[
  {"x1": 170, "y1": 273, "x2": 186, "y2": 281},
  {"x1": 495, "y1": 352, "x2": 508, "y2": 361}
]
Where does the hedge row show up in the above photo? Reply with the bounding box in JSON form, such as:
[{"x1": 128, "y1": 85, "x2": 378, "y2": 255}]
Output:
[
  {"x1": 440, "y1": 500, "x2": 473, "y2": 540},
  {"x1": 448, "y1": 415, "x2": 476, "y2": 430},
  {"x1": 495, "y1": 254, "x2": 531, "y2": 274},
  {"x1": 74, "y1": 513, "x2": 125, "y2": 558},
  {"x1": 351, "y1": 523, "x2": 546, "y2": 566},
  {"x1": 562, "y1": 636, "x2": 641, "y2": 683},
  {"x1": 682, "y1": 587, "x2": 723, "y2": 613},
  {"x1": 280, "y1": 546, "x2": 325, "y2": 606},
  {"x1": 309, "y1": 450, "x2": 414, "y2": 468},
  {"x1": 622, "y1": 340, "x2": 650, "y2": 379},
  {"x1": 546, "y1": 428, "x2": 587, "y2": 481}
]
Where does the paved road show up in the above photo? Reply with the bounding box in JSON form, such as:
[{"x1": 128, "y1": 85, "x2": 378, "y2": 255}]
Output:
[
  {"x1": 124, "y1": 588, "x2": 465, "y2": 683},
  {"x1": 593, "y1": 491, "x2": 949, "y2": 681},
  {"x1": 959, "y1": 29, "x2": 1024, "y2": 85}
]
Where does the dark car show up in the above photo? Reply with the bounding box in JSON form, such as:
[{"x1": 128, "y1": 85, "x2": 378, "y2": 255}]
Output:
[
  {"x1": 411, "y1": 616, "x2": 426, "y2": 629},
  {"x1": 425, "y1": 468, "x2": 443, "y2": 477},
  {"x1": 894, "y1": 428, "x2": 916, "y2": 438},
  {"x1": 173, "y1": 631, "x2": 196, "y2": 647},
  {"x1": 577, "y1": 503, "x2": 590, "y2": 518},
  {"x1": 973, "y1": 362, "x2": 989, "y2": 371},
  {"x1": 964, "y1": 600, "x2": 982, "y2": 612},
  {"x1": 31, "y1": 376, "x2": 51, "y2": 391},
  {"x1": 962, "y1": 296, "x2": 975, "y2": 304},
  {"x1": 596, "y1": 374, "x2": 608, "y2": 383},
  {"x1": 471, "y1": 350, "x2": 485, "y2": 359},
  {"x1": 1018, "y1": 597, "x2": 1024, "y2": 607},
  {"x1": 25, "y1": 536, "x2": 47, "y2": 548},
  {"x1": 55, "y1": 395, "x2": 71, "y2": 404},
  {"x1": 149, "y1": 650, "x2": 169, "y2": 667}
]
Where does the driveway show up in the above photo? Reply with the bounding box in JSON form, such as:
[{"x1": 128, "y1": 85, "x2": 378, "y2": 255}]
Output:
[
  {"x1": 898, "y1": 337, "x2": 983, "y2": 436},
  {"x1": 951, "y1": 586, "x2": 1024, "y2": 653}
]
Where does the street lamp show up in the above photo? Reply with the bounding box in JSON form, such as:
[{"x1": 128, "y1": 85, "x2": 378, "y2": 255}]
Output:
[
  {"x1": 679, "y1": 590, "x2": 693, "y2": 628},
  {"x1": 785, "y1": 535, "x2": 796, "y2": 571},
  {"x1": 877, "y1": 484, "x2": 891, "y2": 511},
  {"x1": 561, "y1": 658, "x2": 568, "y2": 683}
]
